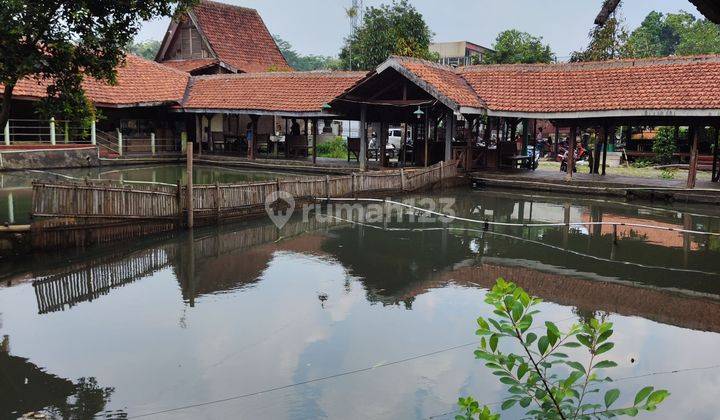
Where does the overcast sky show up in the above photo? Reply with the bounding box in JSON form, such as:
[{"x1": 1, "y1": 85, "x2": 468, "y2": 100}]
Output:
[{"x1": 136, "y1": 0, "x2": 703, "y2": 60}]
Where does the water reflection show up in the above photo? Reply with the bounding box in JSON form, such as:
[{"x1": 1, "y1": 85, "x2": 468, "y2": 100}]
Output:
[{"x1": 1, "y1": 188, "x2": 719, "y2": 418}]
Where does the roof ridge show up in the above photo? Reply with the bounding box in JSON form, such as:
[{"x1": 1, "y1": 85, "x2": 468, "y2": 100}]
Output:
[
  {"x1": 126, "y1": 53, "x2": 193, "y2": 79},
  {"x1": 460, "y1": 54, "x2": 720, "y2": 72},
  {"x1": 191, "y1": 70, "x2": 367, "y2": 80},
  {"x1": 198, "y1": 0, "x2": 258, "y2": 13}
]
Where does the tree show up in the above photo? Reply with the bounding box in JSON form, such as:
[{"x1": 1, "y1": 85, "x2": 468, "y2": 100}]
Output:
[
  {"x1": 652, "y1": 127, "x2": 677, "y2": 165},
  {"x1": 0, "y1": 1, "x2": 196, "y2": 129},
  {"x1": 458, "y1": 279, "x2": 669, "y2": 419},
  {"x1": 339, "y1": 0, "x2": 436, "y2": 71},
  {"x1": 624, "y1": 11, "x2": 720, "y2": 58},
  {"x1": 128, "y1": 40, "x2": 163, "y2": 61},
  {"x1": 273, "y1": 36, "x2": 340, "y2": 71},
  {"x1": 484, "y1": 30, "x2": 555, "y2": 64},
  {"x1": 572, "y1": 6, "x2": 629, "y2": 62}
]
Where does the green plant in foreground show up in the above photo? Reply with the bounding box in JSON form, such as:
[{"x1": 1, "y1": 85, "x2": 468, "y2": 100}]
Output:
[
  {"x1": 458, "y1": 279, "x2": 669, "y2": 419},
  {"x1": 316, "y1": 136, "x2": 349, "y2": 159}
]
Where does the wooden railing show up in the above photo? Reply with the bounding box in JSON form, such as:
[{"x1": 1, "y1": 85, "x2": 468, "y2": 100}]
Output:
[{"x1": 32, "y1": 161, "x2": 459, "y2": 222}]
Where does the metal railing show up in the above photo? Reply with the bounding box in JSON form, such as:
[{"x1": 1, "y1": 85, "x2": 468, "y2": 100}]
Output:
[{"x1": 2, "y1": 118, "x2": 92, "y2": 145}]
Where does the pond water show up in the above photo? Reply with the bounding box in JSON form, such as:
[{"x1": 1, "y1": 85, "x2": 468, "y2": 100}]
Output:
[
  {"x1": 0, "y1": 164, "x2": 296, "y2": 224},
  {"x1": 1, "y1": 188, "x2": 719, "y2": 419}
]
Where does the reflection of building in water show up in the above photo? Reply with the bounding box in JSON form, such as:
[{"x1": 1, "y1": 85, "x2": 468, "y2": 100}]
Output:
[{"x1": 581, "y1": 212, "x2": 701, "y2": 250}]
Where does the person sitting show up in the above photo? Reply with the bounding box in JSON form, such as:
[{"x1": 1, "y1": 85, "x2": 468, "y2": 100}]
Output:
[{"x1": 290, "y1": 119, "x2": 301, "y2": 136}]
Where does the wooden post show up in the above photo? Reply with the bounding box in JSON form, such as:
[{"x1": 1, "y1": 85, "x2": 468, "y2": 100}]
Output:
[
  {"x1": 3, "y1": 121, "x2": 9, "y2": 146},
  {"x1": 566, "y1": 126, "x2": 576, "y2": 181},
  {"x1": 215, "y1": 181, "x2": 221, "y2": 221},
  {"x1": 186, "y1": 143, "x2": 194, "y2": 228},
  {"x1": 90, "y1": 119, "x2": 96, "y2": 146},
  {"x1": 351, "y1": 172, "x2": 356, "y2": 197},
  {"x1": 117, "y1": 129, "x2": 123, "y2": 156},
  {"x1": 151, "y1": 133, "x2": 156, "y2": 156},
  {"x1": 444, "y1": 110, "x2": 453, "y2": 162},
  {"x1": 379, "y1": 122, "x2": 388, "y2": 167},
  {"x1": 312, "y1": 118, "x2": 318, "y2": 165},
  {"x1": 325, "y1": 175, "x2": 330, "y2": 201},
  {"x1": 424, "y1": 111, "x2": 430, "y2": 167},
  {"x1": 400, "y1": 168, "x2": 406, "y2": 191},
  {"x1": 554, "y1": 125, "x2": 560, "y2": 157},
  {"x1": 521, "y1": 119, "x2": 528, "y2": 155},
  {"x1": 50, "y1": 117, "x2": 56, "y2": 145},
  {"x1": 602, "y1": 126, "x2": 609, "y2": 176},
  {"x1": 687, "y1": 126, "x2": 700, "y2": 189},
  {"x1": 249, "y1": 115, "x2": 258, "y2": 160},
  {"x1": 359, "y1": 105, "x2": 367, "y2": 171},
  {"x1": 64, "y1": 120, "x2": 69, "y2": 144},
  {"x1": 712, "y1": 124, "x2": 719, "y2": 182},
  {"x1": 176, "y1": 179, "x2": 183, "y2": 228}
]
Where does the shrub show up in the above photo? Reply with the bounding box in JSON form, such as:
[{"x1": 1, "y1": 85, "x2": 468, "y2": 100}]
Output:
[
  {"x1": 316, "y1": 136, "x2": 348, "y2": 159},
  {"x1": 458, "y1": 278, "x2": 669, "y2": 419},
  {"x1": 652, "y1": 127, "x2": 676, "y2": 165}
]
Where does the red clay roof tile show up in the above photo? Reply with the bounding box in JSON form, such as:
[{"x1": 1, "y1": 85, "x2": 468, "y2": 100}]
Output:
[
  {"x1": 192, "y1": 0, "x2": 291, "y2": 73},
  {"x1": 183, "y1": 71, "x2": 366, "y2": 113}
]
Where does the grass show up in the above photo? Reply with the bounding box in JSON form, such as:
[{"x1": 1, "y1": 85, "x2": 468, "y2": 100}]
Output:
[
  {"x1": 316, "y1": 136, "x2": 349, "y2": 160},
  {"x1": 537, "y1": 160, "x2": 713, "y2": 182}
]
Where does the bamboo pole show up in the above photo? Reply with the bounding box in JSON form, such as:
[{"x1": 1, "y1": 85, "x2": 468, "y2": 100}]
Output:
[
  {"x1": 187, "y1": 143, "x2": 194, "y2": 228},
  {"x1": 687, "y1": 126, "x2": 700, "y2": 189}
]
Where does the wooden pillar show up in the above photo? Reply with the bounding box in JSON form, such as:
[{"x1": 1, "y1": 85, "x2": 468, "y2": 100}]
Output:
[
  {"x1": 566, "y1": 125, "x2": 577, "y2": 181},
  {"x1": 186, "y1": 143, "x2": 194, "y2": 229},
  {"x1": 401, "y1": 122, "x2": 408, "y2": 166},
  {"x1": 465, "y1": 116, "x2": 474, "y2": 171},
  {"x1": 521, "y1": 119, "x2": 528, "y2": 155},
  {"x1": 4, "y1": 120, "x2": 9, "y2": 146},
  {"x1": 249, "y1": 115, "x2": 258, "y2": 160},
  {"x1": 424, "y1": 110, "x2": 430, "y2": 167},
  {"x1": 90, "y1": 119, "x2": 96, "y2": 146},
  {"x1": 593, "y1": 127, "x2": 602, "y2": 174},
  {"x1": 359, "y1": 104, "x2": 367, "y2": 171},
  {"x1": 496, "y1": 117, "x2": 502, "y2": 168},
  {"x1": 554, "y1": 125, "x2": 560, "y2": 157},
  {"x1": 444, "y1": 110, "x2": 453, "y2": 162},
  {"x1": 712, "y1": 124, "x2": 719, "y2": 182},
  {"x1": 312, "y1": 118, "x2": 318, "y2": 165},
  {"x1": 687, "y1": 125, "x2": 700, "y2": 189},
  {"x1": 602, "y1": 125, "x2": 610, "y2": 176}
]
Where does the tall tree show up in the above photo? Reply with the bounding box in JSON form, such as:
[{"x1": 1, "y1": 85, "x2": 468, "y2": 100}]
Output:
[
  {"x1": 273, "y1": 36, "x2": 340, "y2": 71},
  {"x1": 572, "y1": 5, "x2": 629, "y2": 62},
  {"x1": 339, "y1": 0, "x2": 436, "y2": 71},
  {"x1": 127, "y1": 40, "x2": 163, "y2": 61},
  {"x1": 0, "y1": 1, "x2": 195, "y2": 128},
  {"x1": 483, "y1": 30, "x2": 555, "y2": 64},
  {"x1": 624, "y1": 11, "x2": 720, "y2": 58}
]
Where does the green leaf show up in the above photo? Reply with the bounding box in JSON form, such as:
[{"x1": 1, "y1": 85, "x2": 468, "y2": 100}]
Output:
[
  {"x1": 517, "y1": 363, "x2": 529, "y2": 380},
  {"x1": 538, "y1": 336, "x2": 549, "y2": 355},
  {"x1": 563, "y1": 371, "x2": 584, "y2": 388},
  {"x1": 596, "y1": 342, "x2": 614, "y2": 355},
  {"x1": 562, "y1": 342, "x2": 581, "y2": 348},
  {"x1": 519, "y1": 397, "x2": 532, "y2": 408},
  {"x1": 622, "y1": 407, "x2": 639, "y2": 417},
  {"x1": 634, "y1": 386, "x2": 654, "y2": 406},
  {"x1": 598, "y1": 329, "x2": 613, "y2": 343},
  {"x1": 474, "y1": 350, "x2": 494, "y2": 361},
  {"x1": 577, "y1": 334, "x2": 593, "y2": 348},
  {"x1": 646, "y1": 389, "x2": 670, "y2": 406},
  {"x1": 525, "y1": 332, "x2": 537, "y2": 346},
  {"x1": 477, "y1": 317, "x2": 490, "y2": 330},
  {"x1": 511, "y1": 300, "x2": 524, "y2": 322},
  {"x1": 604, "y1": 388, "x2": 620, "y2": 408},
  {"x1": 593, "y1": 360, "x2": 618, "y2": 369},
  {"x1": 480, "y1": 336, "x2": 487, "y2": 350},
  {"x1": 499, "y1": 376, "x2": 518, "y2": 386},
  {"x1": 501, "y1": 399, "x2": 517, "y2": 410},
  {"x1": 489, "y1": 334, "x2": 498, "y2": 352},
  {"x1": 566, "y1": 361, "x2": 586, "y2": 374}
]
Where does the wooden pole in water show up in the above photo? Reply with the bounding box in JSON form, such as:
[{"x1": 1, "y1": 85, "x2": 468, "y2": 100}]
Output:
[
  {"x1": 187, "y1": 142, "x2": 194, "y2": 229},
  {"x1": 687, "y1": 126, "x2": 700, "y2": 189},
  {"x1": 602, "y1": 125, "x2": 609, "y2": 176}
]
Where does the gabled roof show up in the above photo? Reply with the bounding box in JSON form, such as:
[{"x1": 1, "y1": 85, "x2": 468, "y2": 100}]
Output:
[
  {"x1": 5, "y1": 55, "x2": 189, "y2": 107},
  {"x1": 378, "y1": 56, "x2": 485, "y2": 112},
  {"x1": 158, "y1": 0, "x2": 291, "y2": 73},
  {"x1": 182, "y1": 71, "x2": 366, "y2": 116},
  {"x1": 458, "y1": 55, "x2": 720, "y2": 117}
]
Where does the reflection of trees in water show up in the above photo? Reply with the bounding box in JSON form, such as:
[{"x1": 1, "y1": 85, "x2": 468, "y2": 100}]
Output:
[{"x1": 0, "y1": 337, "x2": 124, "y2": 419}]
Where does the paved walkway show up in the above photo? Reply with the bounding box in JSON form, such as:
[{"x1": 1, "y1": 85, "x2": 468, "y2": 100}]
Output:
[{"x1": 471, "y1": 169, "x2": 720, "y2": 205}]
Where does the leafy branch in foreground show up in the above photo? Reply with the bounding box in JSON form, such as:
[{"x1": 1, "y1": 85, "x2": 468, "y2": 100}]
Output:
[{"x1": 457, "y1": 278, "x2": 669, "y2": 419}]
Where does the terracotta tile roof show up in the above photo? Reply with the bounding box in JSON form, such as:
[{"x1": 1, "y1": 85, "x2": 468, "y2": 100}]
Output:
[
  {"x1": 6, "y1": 55, "x2": 189, "y2": 107},
  {"x1": 192, "y1": 0, "x2": 291, "y2": 73},
  {"x1": 387, "y1": 56, "x2": 484, "y2": 109},
  {"x1": 160, "y1": 58, "x2": 220, "y2": 73},
  {"x1": 183, "y1": 71, "x2": 366, "y2": 113},
  {"x1": 458, "y1": 55, "x2": 720, "y2": 114}
]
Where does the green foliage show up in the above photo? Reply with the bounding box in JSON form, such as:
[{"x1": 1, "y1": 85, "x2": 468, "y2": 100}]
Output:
[
  {"x1": 316, "y1": 137, "x2": 349, "y2": 159},
  {"x1": 484, "y1": 30, "x2": 555, "y2": 64},
  {"x1": 652, "y1": 127, "x2": 677, "y2": 165},
  {"x1": 458, "y1": 278, "x2": 669, "y2": 419},
  {"x1": 630, "y1": 158, "x2": 655, "y2": 169},
  {"x1": 0, "y1": 0, "x2": 195, "y2": 127},
  {"x1": 659, "y1": 168, "x2": 677, "y2": 180},
  {"x1": 625, "y1": 11, "x2": 720, "y2": 58},
  {"x1": 274, "y1": 36, "x2": 341, "y2": 71},
  {"x1": 571, "y1": 13, "x2": 629, "y2": 62},
  {"x1": 127, "y1": 39, "x2": 162, "y2": 60},
  {"x1": 339, "y1": 0, "x2": 436, "y2": 70}
]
